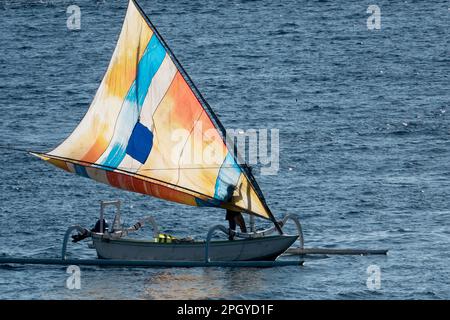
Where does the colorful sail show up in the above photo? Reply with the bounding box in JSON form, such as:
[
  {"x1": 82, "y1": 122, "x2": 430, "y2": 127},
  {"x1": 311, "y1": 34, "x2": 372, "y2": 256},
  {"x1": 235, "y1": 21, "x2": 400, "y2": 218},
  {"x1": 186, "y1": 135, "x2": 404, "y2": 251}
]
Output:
[{"x1": 34, "y1": 0, "x2": 275, "y2": 221}]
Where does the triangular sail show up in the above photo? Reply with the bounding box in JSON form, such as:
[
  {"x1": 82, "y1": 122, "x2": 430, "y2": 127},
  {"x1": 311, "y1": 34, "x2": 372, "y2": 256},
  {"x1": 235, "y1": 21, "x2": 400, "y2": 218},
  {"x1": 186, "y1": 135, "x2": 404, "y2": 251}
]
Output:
[{"x1": 34, "y1": 0, "x2": 277, "y2": 222}]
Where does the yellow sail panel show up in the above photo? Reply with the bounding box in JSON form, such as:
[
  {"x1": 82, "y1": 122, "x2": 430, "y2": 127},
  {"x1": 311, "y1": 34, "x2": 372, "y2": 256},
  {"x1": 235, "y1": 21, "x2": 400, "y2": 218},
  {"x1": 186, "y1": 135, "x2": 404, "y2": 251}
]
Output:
[
  {"x1": 231, "y1": 174, "x2": 268, "y2": 217},
  {"x1": 36, "y1": 0, "x2": 274, "y2": 220}
]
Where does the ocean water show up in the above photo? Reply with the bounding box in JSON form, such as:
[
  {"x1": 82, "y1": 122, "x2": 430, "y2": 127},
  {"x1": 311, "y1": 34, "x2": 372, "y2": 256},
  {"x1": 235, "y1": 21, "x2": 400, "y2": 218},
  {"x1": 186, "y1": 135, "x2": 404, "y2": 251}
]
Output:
[{"x1": 0, "y1": 0, "x2": 449, "y2": 299}]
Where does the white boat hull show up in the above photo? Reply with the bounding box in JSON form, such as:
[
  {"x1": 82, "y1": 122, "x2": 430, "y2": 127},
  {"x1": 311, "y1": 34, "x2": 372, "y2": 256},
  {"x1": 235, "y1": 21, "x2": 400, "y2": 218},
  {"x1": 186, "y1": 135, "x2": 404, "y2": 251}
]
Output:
[{"x1": 92, "y1": 234, "x2": 298, "y2": 262}]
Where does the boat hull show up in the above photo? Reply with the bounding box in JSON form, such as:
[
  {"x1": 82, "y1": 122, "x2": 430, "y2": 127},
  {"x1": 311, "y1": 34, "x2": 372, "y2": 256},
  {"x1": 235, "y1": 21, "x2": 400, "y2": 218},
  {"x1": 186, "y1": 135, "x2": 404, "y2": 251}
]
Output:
[{"x1": 92, "y1": 234, "x2": 298, "y2": 262}]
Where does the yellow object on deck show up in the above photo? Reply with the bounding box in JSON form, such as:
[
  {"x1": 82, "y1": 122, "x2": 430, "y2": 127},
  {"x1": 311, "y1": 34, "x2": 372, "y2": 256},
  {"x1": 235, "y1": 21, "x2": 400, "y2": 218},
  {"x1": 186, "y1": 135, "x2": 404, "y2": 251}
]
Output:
[{"x1": 155, "y1": 233, "x2": 177, "y2": 243}]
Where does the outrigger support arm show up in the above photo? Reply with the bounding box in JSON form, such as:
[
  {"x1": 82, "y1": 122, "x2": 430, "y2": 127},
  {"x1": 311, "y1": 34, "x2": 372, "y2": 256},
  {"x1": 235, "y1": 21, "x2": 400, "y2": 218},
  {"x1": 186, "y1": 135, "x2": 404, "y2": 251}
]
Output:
[
  {"x1": 62, "y1": 225, "x2": 89, "y2": 260},
  {"x1": 107, "y1": 216, "x2": 160, "y2": 239},
  {"x1": 204, "y1": 215, "x2": 303, "y2": 262},
  {"x1": 234, "y1": 214, "x2": 304, "y2": 248}
]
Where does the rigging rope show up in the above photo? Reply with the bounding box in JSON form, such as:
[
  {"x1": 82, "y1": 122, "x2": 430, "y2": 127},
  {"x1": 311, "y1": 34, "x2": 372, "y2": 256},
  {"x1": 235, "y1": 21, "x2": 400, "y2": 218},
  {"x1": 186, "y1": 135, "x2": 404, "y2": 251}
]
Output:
[
  {"x1": 0, "y1": 145, "x2": 33, "y2": 153},
  {"x1": 0, "y1": 146, "x2": 248, "y2": 172}
]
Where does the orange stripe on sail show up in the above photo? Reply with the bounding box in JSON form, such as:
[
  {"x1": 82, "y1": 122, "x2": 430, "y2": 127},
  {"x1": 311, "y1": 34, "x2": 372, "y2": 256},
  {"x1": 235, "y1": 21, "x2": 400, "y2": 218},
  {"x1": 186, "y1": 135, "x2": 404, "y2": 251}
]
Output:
[
  {"x1": 104, "y1": 170, "x2": 197, "y2": 206},
  {"x1": 106, "y1": 171, "x2": 121, "y2": 188},
  {"x1": 146, "y1": 182, "x2": 198, "y2": 206},
  {"x1": 119, "y1": 174, "x2": 135, "y2": 192},
  {"x1": 132, "y1": 177, "x2": 147, "y2": 194},
  {"x1": 168, "y1": 72, "x2": 204, "y2": 129}
]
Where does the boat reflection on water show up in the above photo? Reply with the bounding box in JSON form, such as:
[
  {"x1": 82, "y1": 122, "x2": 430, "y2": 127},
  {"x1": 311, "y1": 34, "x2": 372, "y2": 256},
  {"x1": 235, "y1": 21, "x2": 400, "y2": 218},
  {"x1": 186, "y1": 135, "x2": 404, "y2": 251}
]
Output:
[{"x1": 142, "y1": 268, "x2": 265, "y2": 300}]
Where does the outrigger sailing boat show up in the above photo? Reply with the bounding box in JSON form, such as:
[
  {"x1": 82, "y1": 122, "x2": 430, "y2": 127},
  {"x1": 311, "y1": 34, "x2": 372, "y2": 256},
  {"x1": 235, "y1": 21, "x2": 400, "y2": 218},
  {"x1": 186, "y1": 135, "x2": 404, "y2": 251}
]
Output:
[{"x1": 32, "y1": 0, "x2": 301, "y2": 262}]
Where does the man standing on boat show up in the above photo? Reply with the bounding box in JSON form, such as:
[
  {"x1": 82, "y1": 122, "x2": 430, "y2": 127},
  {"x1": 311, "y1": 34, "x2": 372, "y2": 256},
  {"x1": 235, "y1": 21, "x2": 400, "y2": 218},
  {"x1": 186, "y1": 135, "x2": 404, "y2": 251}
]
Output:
[
  {"x1": 226, "y1": 209, "x2": 247, "y2": 240},
  {"x1": 224, "y1": 185, "x2": 247, "y2": 240}
]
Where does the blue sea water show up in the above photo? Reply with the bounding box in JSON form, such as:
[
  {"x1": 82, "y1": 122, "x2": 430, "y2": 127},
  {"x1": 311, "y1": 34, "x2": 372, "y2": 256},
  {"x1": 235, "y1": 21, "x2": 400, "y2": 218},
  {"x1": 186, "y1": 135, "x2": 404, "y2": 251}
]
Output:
[{"x1": 0, "y1": 0, "x2": 449, "y2": 299}]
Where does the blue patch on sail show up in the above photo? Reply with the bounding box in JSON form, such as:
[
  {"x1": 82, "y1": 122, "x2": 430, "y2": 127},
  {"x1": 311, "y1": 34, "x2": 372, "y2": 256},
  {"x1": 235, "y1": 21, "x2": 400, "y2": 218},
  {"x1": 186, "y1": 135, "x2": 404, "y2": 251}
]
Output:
[
  {"x1": 126, "y1": 122, "x2": 153, "y2": 164},
  {"x1": 135, "y1": 35, "x2": 167, "y2": 106},
  {"x1": 195, "y1": 198, "x2": 222, "y2": 207},
  {"x1": 74, "y1": 164, "x2": 89, "y2": 178},
  {"x1": 99, "y1": 35, "x2": 166, "y2": 169},
  {"x1": 213, "y1": 153, "x2": 241, "y2": 201}
]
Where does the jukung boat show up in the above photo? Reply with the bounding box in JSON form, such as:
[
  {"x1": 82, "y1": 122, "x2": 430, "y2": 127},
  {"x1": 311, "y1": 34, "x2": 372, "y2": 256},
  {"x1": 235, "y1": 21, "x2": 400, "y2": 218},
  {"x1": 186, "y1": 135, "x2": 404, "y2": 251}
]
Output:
[{"x1": 31, "y1": 0, "x2": 302, "y2": 263}]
